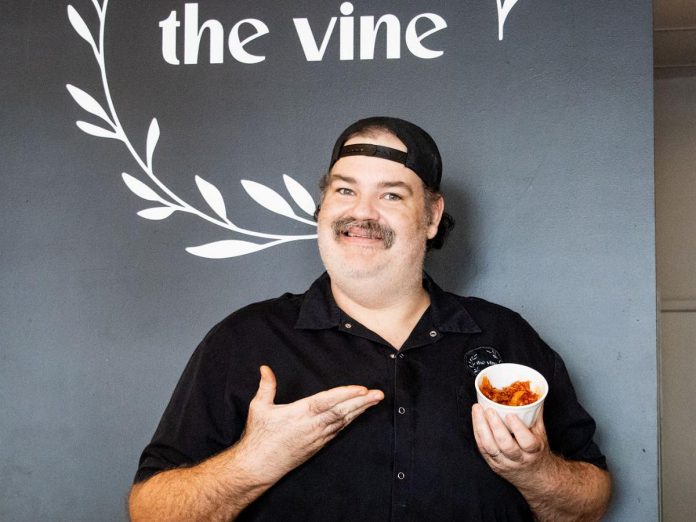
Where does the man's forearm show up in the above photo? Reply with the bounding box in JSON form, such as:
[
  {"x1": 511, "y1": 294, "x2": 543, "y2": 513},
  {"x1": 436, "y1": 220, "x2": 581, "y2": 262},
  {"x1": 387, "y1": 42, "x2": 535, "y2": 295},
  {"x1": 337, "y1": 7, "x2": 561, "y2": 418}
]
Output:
[
  {"x1": 514, "y1": 456, "x2": 611, "y2": 522},
  {"x1": 128, "y1": 444, "x2": 271, "y2": 522}
]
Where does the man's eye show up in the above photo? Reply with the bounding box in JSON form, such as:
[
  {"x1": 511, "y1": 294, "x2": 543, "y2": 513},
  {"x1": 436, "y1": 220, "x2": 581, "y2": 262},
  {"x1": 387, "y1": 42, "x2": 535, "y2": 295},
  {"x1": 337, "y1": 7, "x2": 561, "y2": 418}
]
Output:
[
  {"x1": 336, "y1": 187, "x2": 354, "y2": 195},
  {"x1": 383, "y1": 193, "x2": 402, "y2": 201}
]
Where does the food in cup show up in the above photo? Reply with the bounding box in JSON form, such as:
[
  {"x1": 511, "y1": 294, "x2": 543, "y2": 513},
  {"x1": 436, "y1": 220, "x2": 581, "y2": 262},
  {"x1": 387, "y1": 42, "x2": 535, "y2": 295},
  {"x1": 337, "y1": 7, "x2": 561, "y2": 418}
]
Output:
[
  {"x1": 478, "y1": 376, "x2": 540, "y2": 406},
  {"x1": 474, "y1": 363, "x2": 549, "y2": 427}
]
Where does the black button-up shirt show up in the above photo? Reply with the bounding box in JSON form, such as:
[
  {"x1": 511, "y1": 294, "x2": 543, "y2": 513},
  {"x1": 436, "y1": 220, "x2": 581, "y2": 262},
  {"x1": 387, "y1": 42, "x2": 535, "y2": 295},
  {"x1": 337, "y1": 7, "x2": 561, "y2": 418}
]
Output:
[{"x1": 135, "y1": 273, "x2": 606, "y2": 521}]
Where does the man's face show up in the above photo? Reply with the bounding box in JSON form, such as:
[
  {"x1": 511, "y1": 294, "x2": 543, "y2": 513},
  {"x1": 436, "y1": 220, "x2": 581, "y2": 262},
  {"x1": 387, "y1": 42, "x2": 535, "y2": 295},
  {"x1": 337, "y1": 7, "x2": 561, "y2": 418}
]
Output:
[{"x1": 317, "y1": 132, "x2": 442, "y2": 282}]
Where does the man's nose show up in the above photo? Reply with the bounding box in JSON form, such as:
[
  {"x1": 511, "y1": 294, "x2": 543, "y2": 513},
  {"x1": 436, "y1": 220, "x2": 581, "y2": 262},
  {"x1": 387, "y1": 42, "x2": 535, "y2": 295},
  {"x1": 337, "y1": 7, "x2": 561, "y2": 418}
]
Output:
[{"x1": 350, "y1": 194, "x2": 379, "y2": 220}]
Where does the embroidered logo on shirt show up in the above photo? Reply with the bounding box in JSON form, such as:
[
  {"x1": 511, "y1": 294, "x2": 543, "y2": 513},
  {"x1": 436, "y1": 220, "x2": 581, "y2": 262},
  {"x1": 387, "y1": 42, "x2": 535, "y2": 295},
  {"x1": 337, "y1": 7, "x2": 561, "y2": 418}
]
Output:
[{"x1": 464, "y1": 346, "x2": 502, "y2": 376}]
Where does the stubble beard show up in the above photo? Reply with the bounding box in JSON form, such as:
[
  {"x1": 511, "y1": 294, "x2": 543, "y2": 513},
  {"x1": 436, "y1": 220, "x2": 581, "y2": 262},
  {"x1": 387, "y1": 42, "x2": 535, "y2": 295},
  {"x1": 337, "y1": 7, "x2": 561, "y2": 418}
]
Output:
[
  {"x1": 317, "y1": 218, "x2": 394, "y2": 280},
  {"x1": 318, "y1": 215, "x2": 429, "y2": 285}
]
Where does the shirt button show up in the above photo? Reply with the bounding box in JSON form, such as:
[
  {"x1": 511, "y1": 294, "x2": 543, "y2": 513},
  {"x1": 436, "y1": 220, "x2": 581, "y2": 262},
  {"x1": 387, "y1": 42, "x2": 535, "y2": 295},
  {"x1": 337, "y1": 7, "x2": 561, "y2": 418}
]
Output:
[
  {"x1": 389, "y1": 353, "x2": 396, "y2": 359},
  {"x1": 398, "y1": 407, "x2": 406, "y2": 414},
  {"x1": 398, "y1": 353, "x2": 405, "y2": 359},
  {"x1": 429, "y1": 330, "x2": 437, "y2": 337},
  {"x1": 345, "y1": 323, "x2": 352, "y2": 329},
  {"x1": 397, "y1": 472, "x2": 405, "y2": 480}
]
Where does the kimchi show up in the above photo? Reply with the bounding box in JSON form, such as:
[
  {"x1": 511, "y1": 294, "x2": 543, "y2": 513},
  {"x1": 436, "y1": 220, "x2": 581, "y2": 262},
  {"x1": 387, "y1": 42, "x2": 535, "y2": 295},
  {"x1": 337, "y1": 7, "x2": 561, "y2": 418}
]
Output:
[{"x1": 479, "y1": 376, "x2": 540, "y2": 406}]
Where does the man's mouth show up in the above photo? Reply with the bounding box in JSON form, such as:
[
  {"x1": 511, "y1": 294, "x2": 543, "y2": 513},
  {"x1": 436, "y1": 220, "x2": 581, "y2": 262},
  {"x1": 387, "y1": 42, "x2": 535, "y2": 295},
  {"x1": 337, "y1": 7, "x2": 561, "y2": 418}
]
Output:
[
  {"x1": 332, "y1": 218, "x2": 395, "y2": 248},
  {"x1": 344, "y1": 227, "x2": 383, "y2": 240}
]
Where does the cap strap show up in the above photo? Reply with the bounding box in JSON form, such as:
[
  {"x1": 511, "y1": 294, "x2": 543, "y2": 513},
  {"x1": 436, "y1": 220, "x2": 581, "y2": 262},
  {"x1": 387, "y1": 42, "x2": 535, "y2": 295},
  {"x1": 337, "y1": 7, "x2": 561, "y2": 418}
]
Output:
[{"x1": 338, "y1": 144, "x2": 407, "y2": 165}]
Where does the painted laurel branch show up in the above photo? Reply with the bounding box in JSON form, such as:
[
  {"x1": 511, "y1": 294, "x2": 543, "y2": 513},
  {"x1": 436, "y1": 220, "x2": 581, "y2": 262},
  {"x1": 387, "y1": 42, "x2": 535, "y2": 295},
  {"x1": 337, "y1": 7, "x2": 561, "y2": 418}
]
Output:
[
  {"x1": 66, "y1": 1, "x2": 521, "y2": 258},
  {"x1": 497, "y1": 0, "x2": 521, "y2": 41},
  {"x1": 65, "y1": 0, "x2": 317, "y2": 259}
]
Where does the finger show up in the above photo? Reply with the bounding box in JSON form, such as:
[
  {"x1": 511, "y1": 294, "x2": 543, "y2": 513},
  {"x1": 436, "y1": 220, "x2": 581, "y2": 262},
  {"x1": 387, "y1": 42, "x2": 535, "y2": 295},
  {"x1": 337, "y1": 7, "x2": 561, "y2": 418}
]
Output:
[
  {"x1": 504, "y1": 414, "x2": 542, "y2": 454},
  {"x1": 484, "y1": 409, "x2": 523, "y2": 461},
  {"x1": 342, "y1": 394, "x2": 383, "y2": 424},
  {"x1": 253, "y1": 365, "x2": 277, "y2": 405},
  {"x1": 305, "y1": 385, "x2": 371, "y2": 414},
  {"x1": 319, "y1": 390, "x2": 384, "y2": 428},
  {"x1": 471, "y1": 404, "x2": 500, "y2": 457}
]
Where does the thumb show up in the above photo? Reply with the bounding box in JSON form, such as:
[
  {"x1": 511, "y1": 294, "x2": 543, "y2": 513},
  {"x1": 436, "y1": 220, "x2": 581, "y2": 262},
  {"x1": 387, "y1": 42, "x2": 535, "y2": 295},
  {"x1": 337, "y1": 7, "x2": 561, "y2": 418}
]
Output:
[{"x1": 254, "y1": 365, "x2": 277, "y2": 405}]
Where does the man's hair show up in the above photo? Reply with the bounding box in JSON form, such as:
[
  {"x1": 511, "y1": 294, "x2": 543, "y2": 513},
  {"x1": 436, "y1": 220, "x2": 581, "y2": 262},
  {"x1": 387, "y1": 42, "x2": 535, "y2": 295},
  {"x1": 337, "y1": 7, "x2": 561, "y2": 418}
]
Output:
[{"x1": 314, "y1": 125, "x2": 454, "y2": 251}]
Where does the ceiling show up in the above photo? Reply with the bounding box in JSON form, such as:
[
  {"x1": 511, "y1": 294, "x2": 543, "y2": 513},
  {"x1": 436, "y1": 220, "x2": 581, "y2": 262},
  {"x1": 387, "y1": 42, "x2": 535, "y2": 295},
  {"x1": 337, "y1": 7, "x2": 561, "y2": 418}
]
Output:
[{"x1": 654, "y1": 0, "x2": 696, "y2": 77}]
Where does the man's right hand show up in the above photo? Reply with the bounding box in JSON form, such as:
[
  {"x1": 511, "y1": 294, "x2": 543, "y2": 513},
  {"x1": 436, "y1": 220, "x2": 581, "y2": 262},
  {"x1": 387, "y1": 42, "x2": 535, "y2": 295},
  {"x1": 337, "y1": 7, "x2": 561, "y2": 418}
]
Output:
[
  {"x1": 233, "y1": 365, "x2": 384, "y2": 487},
  {"x1": 129, "y1": 366, "x2": 383, "y2": 522}
]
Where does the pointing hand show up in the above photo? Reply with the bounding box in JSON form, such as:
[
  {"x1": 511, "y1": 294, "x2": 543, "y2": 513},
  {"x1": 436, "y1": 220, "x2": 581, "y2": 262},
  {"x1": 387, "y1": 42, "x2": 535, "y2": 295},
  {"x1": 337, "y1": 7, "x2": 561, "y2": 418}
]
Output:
[{"x1": 235, "y1": 365, "x2": 384, "y2": 486}]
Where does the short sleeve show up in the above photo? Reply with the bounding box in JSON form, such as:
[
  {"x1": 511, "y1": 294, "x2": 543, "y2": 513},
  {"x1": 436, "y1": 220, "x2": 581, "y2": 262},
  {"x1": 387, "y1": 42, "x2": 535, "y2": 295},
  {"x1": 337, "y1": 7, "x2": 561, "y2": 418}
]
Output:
[
  {"x1": 543, "y1": 351, "x2": 608, "y2": 470},
  {"x1": 133, "y1": 328, "x2": 242, "y2": 483}
]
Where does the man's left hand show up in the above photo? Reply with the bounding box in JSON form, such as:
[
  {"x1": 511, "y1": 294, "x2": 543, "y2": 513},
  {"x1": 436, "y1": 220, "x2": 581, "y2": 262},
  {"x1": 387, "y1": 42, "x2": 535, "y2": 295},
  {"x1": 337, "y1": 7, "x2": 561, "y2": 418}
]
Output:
[
  {"x1": 471, "y1": 403, "x2": 553, "y2": 484},
  {"x1": 471, "y1": 403, "x2": 611, "y2": 521}
]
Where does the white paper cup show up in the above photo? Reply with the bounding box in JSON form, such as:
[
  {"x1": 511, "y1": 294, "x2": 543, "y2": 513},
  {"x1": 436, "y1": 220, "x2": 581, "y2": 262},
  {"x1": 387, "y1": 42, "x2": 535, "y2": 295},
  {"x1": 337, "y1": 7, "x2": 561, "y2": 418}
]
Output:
[{"x1": 475, "y1": 363, "x2": 548, "y2": 427}]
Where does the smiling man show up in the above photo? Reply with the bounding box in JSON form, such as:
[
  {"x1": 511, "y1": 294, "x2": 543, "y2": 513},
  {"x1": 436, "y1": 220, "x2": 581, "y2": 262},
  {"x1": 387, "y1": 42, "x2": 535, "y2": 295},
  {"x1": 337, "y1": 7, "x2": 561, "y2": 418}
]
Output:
[
  {"x1": 129, "y1": 117, "x2": 611, "y2": 521},
  {"x1": 317, "y1": 128, "x2": 444, "y2": 350}
]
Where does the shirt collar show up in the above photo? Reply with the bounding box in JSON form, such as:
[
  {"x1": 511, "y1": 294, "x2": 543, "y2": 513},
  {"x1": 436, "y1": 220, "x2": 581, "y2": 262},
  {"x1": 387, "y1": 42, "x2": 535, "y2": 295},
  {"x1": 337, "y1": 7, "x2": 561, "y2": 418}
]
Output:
[
  {"x1": 295, "y1": 272, "x2": 341, "y2": 330},
  {"x1": 295, "y1": 271, "x2": 481, "y2": 334},
  {"x1": 422, "y1": 272, "x2": 482, "y2": 334}
]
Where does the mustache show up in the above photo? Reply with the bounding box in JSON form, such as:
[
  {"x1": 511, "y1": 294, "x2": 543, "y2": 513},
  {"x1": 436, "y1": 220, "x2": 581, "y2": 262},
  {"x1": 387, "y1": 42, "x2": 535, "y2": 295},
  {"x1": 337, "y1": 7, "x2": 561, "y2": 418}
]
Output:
[{"x1": 331, "y1": 218, "x2": 395, "y2": 248}]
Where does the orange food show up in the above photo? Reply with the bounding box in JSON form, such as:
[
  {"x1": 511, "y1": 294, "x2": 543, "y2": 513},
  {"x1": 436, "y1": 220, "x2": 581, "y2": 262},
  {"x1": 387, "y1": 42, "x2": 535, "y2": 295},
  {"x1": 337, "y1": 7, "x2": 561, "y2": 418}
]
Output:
[{"x1": 479, "y1": 376, "x2": 540, "y2": 406}]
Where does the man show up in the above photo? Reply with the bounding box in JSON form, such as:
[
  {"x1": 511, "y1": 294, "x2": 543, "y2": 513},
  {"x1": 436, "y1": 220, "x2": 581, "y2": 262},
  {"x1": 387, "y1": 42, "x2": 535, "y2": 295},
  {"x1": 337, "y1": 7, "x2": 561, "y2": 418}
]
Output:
[{"x1": 129, "y1": 117, "x2": 611, "y2": 521}]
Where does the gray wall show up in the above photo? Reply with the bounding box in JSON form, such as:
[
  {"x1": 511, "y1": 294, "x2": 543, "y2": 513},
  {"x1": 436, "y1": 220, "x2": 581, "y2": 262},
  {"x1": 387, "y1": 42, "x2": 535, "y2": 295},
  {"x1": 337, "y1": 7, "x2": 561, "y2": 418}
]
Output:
[{"x1": 1, "y1": 1, "x2": 655, "y2": 520}]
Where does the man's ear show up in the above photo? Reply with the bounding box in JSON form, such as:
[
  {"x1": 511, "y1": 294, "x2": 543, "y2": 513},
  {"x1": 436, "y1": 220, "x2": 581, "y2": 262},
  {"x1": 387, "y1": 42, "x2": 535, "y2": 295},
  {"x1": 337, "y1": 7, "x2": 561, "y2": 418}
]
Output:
[{"x1": 427, "y1": 196, "x2": 445, "y2": 239}]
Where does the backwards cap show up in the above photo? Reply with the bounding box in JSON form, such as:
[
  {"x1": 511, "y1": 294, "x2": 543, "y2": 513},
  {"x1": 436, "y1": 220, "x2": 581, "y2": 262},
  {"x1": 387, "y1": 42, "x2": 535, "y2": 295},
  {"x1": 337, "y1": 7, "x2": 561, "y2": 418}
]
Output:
[{"x1": 328, "y1": 116, "x2": 442, "y2": 191}]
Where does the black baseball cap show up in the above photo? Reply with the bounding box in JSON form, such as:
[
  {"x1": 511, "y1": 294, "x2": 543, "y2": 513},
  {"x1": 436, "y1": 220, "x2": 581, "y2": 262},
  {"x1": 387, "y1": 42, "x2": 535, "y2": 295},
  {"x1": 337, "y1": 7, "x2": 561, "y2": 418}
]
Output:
[{"x1": 329, "y1": 116, "x2": 442, "y2": 191}]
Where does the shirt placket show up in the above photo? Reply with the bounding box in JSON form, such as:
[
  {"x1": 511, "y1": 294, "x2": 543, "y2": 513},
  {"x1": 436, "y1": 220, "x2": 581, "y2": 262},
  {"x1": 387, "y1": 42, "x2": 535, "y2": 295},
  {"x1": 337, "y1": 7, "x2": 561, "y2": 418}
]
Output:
[
  {"x1": 389, "y1": 328, "x2": 443, "y2": 521},
  {"x1": 337, "y1": 312, "x2": 444, "y2": 521},
  {"x1": 389, "y1": 348, "x2": 414, "y2": 521}
]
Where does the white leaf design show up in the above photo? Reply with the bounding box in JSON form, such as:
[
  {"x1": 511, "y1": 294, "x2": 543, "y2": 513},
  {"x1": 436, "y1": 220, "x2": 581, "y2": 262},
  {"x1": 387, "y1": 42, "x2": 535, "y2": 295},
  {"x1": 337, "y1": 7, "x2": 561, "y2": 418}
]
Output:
[
  {"x1": 122, "y1": 173, "x2": 163, "y2": 202},
  {"x1": 186, "y1": 240, "x2": 269, "y2": 259},
  {"x1": 146, "y1": 118, "x2": 160, "y2": 170},
  {"x1": 283, "y1": 174, "x2": 316, "y2": 216},
  {"x1": 195, "y1": 175, "x2": 228, "y2": 220},
  {"x1": 497, "y1": 0, "x2": 521, "y2": 40},
  {"x1": 241, "y1": 180, "x2": 295, "y2": 218},
  {"x1": 66, "y1": 84, "x2": 111, "y2": 124},
  {"x1": 68, "y1": 0, "x2": 323, "y2": 261},
  {"x1": 67, "y1": 5, "x2": 96, "y2": 49},
  {"x1": 137, "y1": 207, "x2": 176, "y2": 220},
  {"x1": 90, "y1": 0, "x2": 103, "y2": 16},
  {"x1": 76, "y1": 120, "x2": 118, "y2": 139}
]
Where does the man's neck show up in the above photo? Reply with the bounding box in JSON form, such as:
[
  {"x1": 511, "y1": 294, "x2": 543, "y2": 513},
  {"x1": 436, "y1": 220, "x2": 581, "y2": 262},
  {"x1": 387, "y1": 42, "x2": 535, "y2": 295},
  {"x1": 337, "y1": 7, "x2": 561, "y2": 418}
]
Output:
[{"x1": 329, "y1": 273, "x2": 430, "y2": 350}]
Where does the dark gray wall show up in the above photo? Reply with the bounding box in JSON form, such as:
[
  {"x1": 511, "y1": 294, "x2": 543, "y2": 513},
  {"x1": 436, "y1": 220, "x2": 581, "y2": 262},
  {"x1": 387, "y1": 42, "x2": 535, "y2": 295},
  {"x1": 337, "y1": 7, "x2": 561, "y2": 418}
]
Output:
[{"x1": 1, "y1": 1, "x2": 655, "y2": 520}]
